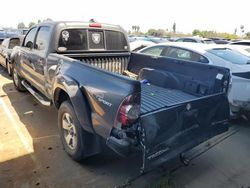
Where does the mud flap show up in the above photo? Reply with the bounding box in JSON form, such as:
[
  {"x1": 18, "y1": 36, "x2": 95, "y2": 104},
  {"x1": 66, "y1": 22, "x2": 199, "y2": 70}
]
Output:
[{"x1": 139, "y1": 93, "x2": 229, "y2": 173}]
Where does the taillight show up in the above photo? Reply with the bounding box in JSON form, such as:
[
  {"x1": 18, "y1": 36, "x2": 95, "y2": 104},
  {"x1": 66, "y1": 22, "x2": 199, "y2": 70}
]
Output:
[
  {"x1": 89, "y1": 23, "x2": 102, "y2": 28},
  {"x1": 116, "y1": 93, "x2": 140, "y2": 127}
]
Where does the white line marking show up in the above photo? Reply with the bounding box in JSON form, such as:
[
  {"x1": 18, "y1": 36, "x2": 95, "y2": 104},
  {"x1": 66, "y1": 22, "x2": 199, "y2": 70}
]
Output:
[
  {"x1": 0, "y1": 97, "x2": 33, "y2": 153},
  {"x1": 33, "y1": 134, "x2": 59, "y2": 140}
]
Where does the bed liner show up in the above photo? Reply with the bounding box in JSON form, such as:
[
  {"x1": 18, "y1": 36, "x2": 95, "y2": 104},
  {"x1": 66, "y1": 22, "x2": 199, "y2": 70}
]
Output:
[{"x1": 141, "y1": 84, "x2": 197, "y2": 115}]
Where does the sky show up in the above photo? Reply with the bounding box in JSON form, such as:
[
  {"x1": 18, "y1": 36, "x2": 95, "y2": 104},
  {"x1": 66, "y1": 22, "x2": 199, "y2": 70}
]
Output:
[{"x1": 1, "y1": 0, "x2": 249, "y2": 34}]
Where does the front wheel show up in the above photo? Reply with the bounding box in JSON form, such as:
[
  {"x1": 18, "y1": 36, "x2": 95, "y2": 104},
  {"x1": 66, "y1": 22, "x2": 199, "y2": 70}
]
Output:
[
  {"x1": 12, "y1": 65, "x2": 26, "y2": 92},
  {"x1": 58, "y1": 101, "x2": 86, "y2": 161}
]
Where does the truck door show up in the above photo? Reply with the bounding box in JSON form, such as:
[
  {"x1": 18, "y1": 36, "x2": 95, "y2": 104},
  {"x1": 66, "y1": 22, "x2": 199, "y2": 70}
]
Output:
[
  {"x1": 20, "y1": 27, "x2": 38, "y2": 85},
  {"x1": 30, "y1": 26, "x2": 51, "y2": 94}
]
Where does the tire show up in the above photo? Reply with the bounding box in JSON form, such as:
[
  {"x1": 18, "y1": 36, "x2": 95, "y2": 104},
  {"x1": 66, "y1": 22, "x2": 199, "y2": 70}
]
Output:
[
  {"x1": 58, "y1": 101, "x2": 86, "y2": 161},
  {"x1": 6, "y1": 61, "x2": 12, "y2": 76},
  {"x1": 12, "y1": 65, "x2": 26, "y2": 92}
]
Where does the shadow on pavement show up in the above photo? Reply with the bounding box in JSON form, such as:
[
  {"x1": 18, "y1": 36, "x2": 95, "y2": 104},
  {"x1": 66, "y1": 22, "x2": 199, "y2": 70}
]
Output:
[{"x1": 1, "y1": 81, "x2": 166, "y2": 188}]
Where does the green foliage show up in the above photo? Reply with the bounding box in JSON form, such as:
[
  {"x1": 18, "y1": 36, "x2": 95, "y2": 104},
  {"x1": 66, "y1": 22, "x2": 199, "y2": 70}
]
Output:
[
  {"x1": 245, "y1": 32, "x2": 250, "y2": 39},
  {"x1": 17, "y1": 22, "x2": 26, "y2": 29},
  {"x1": 192, "y1": 29, "x2": 238, "y2": 40},
  {"x1": 28, "y1": 22, "x2": 36, "y2": 28},
  {"x1": 147, "y1": 29, "x2": 167, "y2": 37}
]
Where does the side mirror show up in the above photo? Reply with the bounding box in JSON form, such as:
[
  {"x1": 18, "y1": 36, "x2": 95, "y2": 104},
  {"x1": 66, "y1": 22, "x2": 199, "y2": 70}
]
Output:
[{"x1": 26, "y1": 41, "x2": 33, "y2": 49}]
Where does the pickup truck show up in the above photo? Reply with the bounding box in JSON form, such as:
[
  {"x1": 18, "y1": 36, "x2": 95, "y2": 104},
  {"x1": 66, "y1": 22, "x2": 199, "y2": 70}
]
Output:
[{"x1": 11, "y1": 21, "x2": 230, "y2": 172}]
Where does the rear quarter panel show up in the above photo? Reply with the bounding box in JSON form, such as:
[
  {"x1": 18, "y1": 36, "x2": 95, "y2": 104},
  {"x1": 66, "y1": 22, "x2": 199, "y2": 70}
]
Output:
[{"x1": 51, "y1": 55, "x2": 140, "y2": 138}]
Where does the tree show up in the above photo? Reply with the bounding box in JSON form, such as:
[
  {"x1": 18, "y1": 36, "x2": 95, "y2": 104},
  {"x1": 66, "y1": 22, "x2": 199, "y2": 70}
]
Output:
[
  {"x1": 246, "y1": 32, "x2": 250, "y2": 39},
  {"x1": 172, "y1": 22, "x2": 176, "y2": 33},
  {"x1": 132, "y1": 25, "x2": 135, "y2": 32},
  {"x1": 28, "y1": 22, "x2": 36, "y2": 28},
  {"x1": 136, "y1": 25, "x2": 140, "y2": 32},
  {"x1": 43, "y1": 18, "x2": 53, "y2": 22},
  {"x1": 17, "y1": 22, "x2": 26, "y2": 29},
  {"x1": 234, "y1": 28, "x2": 237, "y2": 35},
  {"x1": 192, "y1": 29, "x2": 201, "y2": 36},
  {"x1": 147, "y1": 29, "x2": 166, "y2": 37},
  {"x1": 240, "y1": 25, "x2": 245, "y2": 37}
]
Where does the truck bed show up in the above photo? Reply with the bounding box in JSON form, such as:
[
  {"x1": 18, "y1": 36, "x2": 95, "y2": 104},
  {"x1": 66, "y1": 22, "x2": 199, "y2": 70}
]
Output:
[{"x1": 141, "y1": 84, "x2": 197, "y2": 115}]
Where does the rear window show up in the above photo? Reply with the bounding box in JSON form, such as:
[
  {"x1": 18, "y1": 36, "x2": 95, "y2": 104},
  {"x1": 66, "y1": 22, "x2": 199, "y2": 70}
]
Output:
[
  {"x1": 59, "y1": 29, "x2": 88, "y2": 50},
  {"x1": 58, "y1": 29, "x2": 128, "y2": 51},
  {"x1": 208, "y1": 48, "x2": 250, "y2": 64},
  {"x1": 105, "y1": 30, "x2": 128, "y2": 50}
]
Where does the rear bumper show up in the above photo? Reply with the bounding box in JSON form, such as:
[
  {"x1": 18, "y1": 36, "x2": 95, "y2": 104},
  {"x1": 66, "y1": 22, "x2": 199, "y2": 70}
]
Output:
[
  {"x1": 229, "y1": 76, "x2": 250, "y2": 111},
  {"x1": 106, "y1": 136, "x2": 131, "y2": 157}
]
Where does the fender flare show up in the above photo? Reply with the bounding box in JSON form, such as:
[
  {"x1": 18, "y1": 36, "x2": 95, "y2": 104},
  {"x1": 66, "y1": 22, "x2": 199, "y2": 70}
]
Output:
[{"x1": 53, "y1": 75, "x2": 94, "y2": 134}]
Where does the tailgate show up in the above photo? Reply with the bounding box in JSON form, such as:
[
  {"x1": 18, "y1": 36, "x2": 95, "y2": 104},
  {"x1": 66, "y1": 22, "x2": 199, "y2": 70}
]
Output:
[{"x1": 139, "y1": 93, "x2": 229, "y2": 172}]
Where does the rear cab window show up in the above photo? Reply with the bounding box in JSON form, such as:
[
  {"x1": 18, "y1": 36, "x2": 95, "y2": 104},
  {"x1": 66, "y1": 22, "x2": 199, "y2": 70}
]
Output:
[{"x1": 58, "y1": 29, "x2": 128, "y2": 52}]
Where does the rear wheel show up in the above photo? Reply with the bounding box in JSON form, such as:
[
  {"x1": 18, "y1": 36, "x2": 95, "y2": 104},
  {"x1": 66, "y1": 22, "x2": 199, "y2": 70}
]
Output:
[
  {"x1": 58, "y1": 101, "x2": 86, "y2": 161},
  {"x1": 12, "y1": 65, "x2": 26, "y2": 92}
]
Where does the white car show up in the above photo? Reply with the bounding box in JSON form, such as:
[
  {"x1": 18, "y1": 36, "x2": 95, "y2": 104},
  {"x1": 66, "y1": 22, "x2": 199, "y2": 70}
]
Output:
[
  {"x1": 138, "y1": 42, "x2": 250, "y2": 117},
  {"x1": 129, "y1": 40, "x2": 155, "y2": 52},
  {"x1": 227, "y1": 44, "x2": 250, "y2": 57}
]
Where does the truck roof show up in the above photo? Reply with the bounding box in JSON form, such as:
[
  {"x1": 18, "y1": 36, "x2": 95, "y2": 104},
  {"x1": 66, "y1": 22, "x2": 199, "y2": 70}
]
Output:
[{"x1": 35, "y1": 21, "x2": 125, "y2": 32}]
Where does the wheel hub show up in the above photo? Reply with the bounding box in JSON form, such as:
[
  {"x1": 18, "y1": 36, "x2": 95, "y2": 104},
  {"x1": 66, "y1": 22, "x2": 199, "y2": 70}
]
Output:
[{"x1": 62, "y1": 113, "x2": 77, "y2": 150}]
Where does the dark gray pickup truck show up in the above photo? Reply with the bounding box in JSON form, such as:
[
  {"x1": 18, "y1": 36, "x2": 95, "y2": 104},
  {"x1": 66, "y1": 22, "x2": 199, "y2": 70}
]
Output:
[{"x1": 11, "y1": 21, "x2": 230, "y2": 172}]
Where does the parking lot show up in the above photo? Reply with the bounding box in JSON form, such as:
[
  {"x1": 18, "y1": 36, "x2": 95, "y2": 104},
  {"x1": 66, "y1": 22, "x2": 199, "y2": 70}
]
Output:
[{"x1": 0, "y1": 65, "x2": 250, "y2": 188}]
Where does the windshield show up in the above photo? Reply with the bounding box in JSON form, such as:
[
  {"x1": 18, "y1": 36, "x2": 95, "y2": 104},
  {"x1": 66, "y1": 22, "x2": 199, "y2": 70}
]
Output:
[{"x1": 208, "y1": 48, "x2": 250, "y2": 64}]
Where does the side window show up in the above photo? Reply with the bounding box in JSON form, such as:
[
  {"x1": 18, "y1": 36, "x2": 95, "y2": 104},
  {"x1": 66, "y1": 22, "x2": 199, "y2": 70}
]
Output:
[
  {"x1": 176, "y1": 39, "x2": 184, "y2": 42},
  {"x1": 191, "y1": 52, "x2": 209, "y2": 63},
  {"x1": 35, "y1": 26, "x2": 50, "y2": 52},
  {"x1": 166, "y1": 47, "x2": 192, "y2": 60},
  {"x1": 23, "y1": 28, "x2": 37, "y2": 48},
  {"x1": 141, "y1": 46, "x2": 164, "y2": 56},
  {"x1": 183, "y1": 39, "x2": 196, "y2": 43}
]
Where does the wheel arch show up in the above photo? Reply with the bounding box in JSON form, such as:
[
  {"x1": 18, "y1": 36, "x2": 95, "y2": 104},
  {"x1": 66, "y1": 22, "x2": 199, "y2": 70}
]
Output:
[{"x1": 53, "y1": 85, "x2": 94, "y2": 134}]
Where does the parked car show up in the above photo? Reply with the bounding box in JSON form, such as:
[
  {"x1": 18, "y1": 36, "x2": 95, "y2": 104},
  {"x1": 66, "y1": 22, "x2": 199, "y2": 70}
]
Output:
[
  {"x1": 209, "y1": 37, "x2": 229, "y2": 44},
  {"x1": 11, "y1": 22, "x2": 230, "y2": 172},
  {"x1": 229, "y1": 40, "x2": 250, "y2": 46},
  {"x1": 176, "y1": 37, "x2": 215, "y2": 44},
  {"x1": 130, "y1": 40, "x2": 155, "y2": 52},
  {"x1": 139, "y1": 42, "x2": 250, "y2": 117},
  {"x1": 226, "y1": 44, "x2": 250, "y2": 57},
  {"x1": 0, "y1": 36, "x2": 24, "y2": 75},
  {"x1": 0, "y1": 31, "x2": 18, "y2": 45}
]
